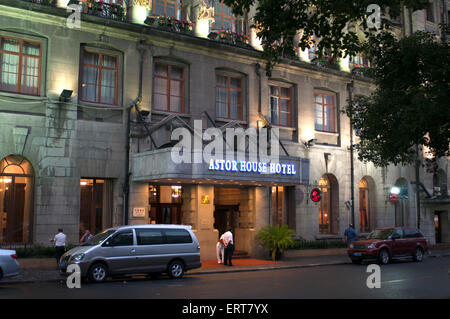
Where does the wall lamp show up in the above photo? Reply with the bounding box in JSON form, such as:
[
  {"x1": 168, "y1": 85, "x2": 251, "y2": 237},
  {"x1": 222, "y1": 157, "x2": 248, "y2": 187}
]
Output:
[
  {"x1": 140, "y1": 110, "x2": 150, "y2": 118},
  {"x1": 304, "y1": 138, "x2": 317, "y2": 148},
  {"x1": 59, "y1": 89, "x2": 73, "y2": 102}
]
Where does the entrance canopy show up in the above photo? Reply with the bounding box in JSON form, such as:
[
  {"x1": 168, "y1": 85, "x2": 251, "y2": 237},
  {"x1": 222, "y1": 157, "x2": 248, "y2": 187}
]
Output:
[{"x1": 132, "y1": 149, "x2": 310, "y2": 186}]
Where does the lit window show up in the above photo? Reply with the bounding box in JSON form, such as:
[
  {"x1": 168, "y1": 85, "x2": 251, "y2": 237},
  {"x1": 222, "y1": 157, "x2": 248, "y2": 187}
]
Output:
[
  {"x1": 213, "y1": 0, "x2": 239, "y2": 32},
  {"x1": 216, "y1": 73, "x2": 243, "y2": 120},
  {"x1": 0, "y1": 36, "x2": 41, "y2": 96},
  {"x1": 80, "y1": 48, "x2": 119, "y2": 105},
  {"x1": 153, "y1": 63, "x2": 185, "y2": 113},
  {"x1": 152, "y1": 0, "x2": 182, "y2": 19},
  {"x1": 270, "y1": 85, "x2": 292, "y2": 127},
  {"x1": 314, "y1": 92, "x2": 336, "y2": 133}
]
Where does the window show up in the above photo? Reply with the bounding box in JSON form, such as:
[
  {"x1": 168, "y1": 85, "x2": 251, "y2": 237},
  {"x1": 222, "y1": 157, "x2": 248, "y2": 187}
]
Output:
[
  {"x1": 308, "y1": 37, "x2": 320, "y2": 61},
  {"x1": 152, "y1": 0, "x2": 182, "y2": 19},
  {"x1": 109, "y1": 231, "x2": 134, "y2": 246},
  {"x1": 0, "y1": 36, "x2": 41, "y2": 96},
  {"x1": 349, "y1": 53, "x2": 371, "y2": 68},
  {"x1": 80, "y1": 47, "x2": 118, "y2": 105},
  {"x1": 213, "y1": 0, "x2": 239, "y2": 32},
  {"x1": 136, "y1": 229, "x2": 165, "y2": 245},
  {"x1": 0, "y1": 155, "x2": 34, "y2": 244},
  {"x1": 165, "y1": 229, "x2": 192, "y2": 244},
  {"x1": 270, "y1": 85, "x2": 292, "y2": 126},
  {"x1": 216, "y1": 74, "x2": 242, "y2": 120},
  {"x1": 153, "y1": 63, "x2": 185, "y2": 113},
  {"x1": 314, "y1": 92, "x2": 336, "y2": 132}
]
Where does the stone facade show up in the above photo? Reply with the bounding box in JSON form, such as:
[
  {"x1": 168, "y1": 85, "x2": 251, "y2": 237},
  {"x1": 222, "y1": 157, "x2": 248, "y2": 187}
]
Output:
[{"x1": 0, "y1": 0, "x2": 448, "y2": 260}]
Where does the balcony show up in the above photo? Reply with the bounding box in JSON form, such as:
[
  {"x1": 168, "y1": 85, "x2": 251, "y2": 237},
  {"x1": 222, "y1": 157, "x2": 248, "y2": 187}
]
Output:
[{"x1": 19, "y1": 0, "x2": 126, "y2": 22}]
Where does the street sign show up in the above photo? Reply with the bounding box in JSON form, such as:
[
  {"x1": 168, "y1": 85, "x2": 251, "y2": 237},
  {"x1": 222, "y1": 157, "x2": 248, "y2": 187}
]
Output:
[{"x1": 310, "y1": 188, "x2": 321, "y2": 202}]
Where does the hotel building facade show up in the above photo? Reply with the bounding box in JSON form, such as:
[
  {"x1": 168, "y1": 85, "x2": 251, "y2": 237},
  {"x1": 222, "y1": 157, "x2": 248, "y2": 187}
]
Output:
[{"x1": 0, "y1": 0, "x2": 448, "y2": 259}]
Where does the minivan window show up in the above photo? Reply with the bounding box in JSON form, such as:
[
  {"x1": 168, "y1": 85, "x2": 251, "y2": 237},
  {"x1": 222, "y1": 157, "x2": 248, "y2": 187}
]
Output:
[
  {"x1": 82, "y1": 229, "x2": 115, "y2": 246},
  {"x1": 165, "y1": 229, "x2": 192, "y2": 244},
  {"x1": 108, "y1": 231, "x2": 134, "y2": 246},
  {"x1": 136, "y1": 229, "x2": 164, "y2": 245}
]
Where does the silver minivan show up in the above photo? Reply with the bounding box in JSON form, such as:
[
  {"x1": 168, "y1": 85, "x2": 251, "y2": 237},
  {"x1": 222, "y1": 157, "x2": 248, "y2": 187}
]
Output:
[{"x1": 60, "y1": 224, "x2": 201, "y2": 282}]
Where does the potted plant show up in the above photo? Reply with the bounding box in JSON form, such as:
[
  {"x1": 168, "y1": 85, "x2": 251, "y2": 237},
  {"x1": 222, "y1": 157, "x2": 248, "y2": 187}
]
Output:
[
  {"x1": 255, "y1": 224, "x2": 295, "y2": 261},
  {"x1": 110, "y1": 3, "x2": 124, "y2": 20}
]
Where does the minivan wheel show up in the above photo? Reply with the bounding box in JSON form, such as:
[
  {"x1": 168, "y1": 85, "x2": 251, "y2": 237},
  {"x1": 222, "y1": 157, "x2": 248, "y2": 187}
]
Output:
[
  {"x1": 89, "y1": 263, "x2": 108, "y2": 283},
  {"x1": 413, "y1": 247, "x2": 424, "y2": 262},
  {"x1": 168, "y1": 260, "x2": 185, "y2": 279},
  {"x1": 378, "y1": 249, "x2": 390, "y2": 265}
]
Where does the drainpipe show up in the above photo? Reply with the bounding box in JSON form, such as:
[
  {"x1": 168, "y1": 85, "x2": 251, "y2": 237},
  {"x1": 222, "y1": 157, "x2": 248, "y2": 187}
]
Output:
[
  {"x1": 123, "y1": 40, "x2": 147, "y2": 225},
  {"x1": 347, "y1": 80, "x2": 355, "y2": 227}
]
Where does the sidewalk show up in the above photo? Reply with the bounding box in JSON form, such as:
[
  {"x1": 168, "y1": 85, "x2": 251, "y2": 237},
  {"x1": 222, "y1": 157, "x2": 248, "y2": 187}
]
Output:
[{"x1": 1, "y1": 248, "x2": 449, "y2": 285}]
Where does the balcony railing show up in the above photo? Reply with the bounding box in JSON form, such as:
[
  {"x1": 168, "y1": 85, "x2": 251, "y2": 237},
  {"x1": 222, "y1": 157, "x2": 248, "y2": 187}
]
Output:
[{"x1": 19, "y1": 0, "x2": 126, "y2": 22}]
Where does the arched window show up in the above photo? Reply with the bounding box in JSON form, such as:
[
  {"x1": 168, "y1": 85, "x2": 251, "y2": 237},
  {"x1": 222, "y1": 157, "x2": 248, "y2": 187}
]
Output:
[
  {"x1": 0, "y1": 155, "x2": 34, "y2": 244},
  {"x1": 359, "y1": 177, "x2": 376, "y2": 233},
  {"x1": 318, "y1": 174, "x2": 339, "y2": 234}
]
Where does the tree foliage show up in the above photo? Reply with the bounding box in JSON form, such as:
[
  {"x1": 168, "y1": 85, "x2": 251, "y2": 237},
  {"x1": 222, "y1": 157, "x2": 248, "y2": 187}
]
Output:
[{"x1": 346, "y1": 31, "x2": 449, "y2": 166}]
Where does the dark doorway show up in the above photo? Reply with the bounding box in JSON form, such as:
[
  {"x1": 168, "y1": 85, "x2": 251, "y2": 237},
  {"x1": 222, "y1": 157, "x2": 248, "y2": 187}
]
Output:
[
  {"x1": 434, "y1": 212, "x2": 442, "y2": 244},
  {"x1": 214, "y1": 205, "x2": 239, "y2": 239},
  {"x1": 4, "y1": 182, "x2": 25, "y2": 243},
  {"x1": 149, "y1": 204, "x2": 183, "y2": 224}
]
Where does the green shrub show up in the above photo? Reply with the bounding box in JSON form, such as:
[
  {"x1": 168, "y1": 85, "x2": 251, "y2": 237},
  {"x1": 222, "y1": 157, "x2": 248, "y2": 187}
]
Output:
[
  {"x1": 256, "y1": 225, "x2": 295, "y2": 261},
  {"x1": 15, "y1": 245, "x2": 75, "y2": 258},
  {"x1": 289, "y1": 239, "x2": 347, "y2": 250}
]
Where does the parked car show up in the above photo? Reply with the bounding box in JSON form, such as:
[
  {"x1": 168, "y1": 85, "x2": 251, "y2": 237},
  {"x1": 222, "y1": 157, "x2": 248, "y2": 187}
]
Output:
[
  {"x1": 60, "y1": 224, "x2": 202, "y2": 283},
  {"x1": 0, "y1": 249, "x2": 20, "y2": 280},
  {"x1": 347, "y1": 227, "x2": 428, "y2": 265}
]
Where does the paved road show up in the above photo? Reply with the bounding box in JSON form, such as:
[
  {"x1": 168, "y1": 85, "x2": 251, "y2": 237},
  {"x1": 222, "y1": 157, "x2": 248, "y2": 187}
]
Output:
[{"x1": 0, "y1": 257, "x2": 449, "y2": 299}]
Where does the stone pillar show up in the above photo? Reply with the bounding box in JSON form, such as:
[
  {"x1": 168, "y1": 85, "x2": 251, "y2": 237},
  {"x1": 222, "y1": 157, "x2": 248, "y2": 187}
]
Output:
[
  {"x1": 128, "y1": 181, "x2": 149, "y2": 225},
  {"x1": 35, "y1": 101, "x2": 79, "y2": 246},
  {"x1": 253, "y1": 186, "x2": 270, "y2": 258},
  {"x1": 194, "y1": 184, "x2": 218, "y2": 260},
  {"x1": 127, "y1": 1, "x2": 150, "y2": 25}
]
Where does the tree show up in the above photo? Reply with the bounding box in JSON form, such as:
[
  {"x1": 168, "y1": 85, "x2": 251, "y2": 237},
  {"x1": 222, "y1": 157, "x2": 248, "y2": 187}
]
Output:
[
  {"x1": 221, "y1": 0, "x2": 429, "y2": 74},
  {"x1": 346, "y1": 31, "x2": 449, "y2": 166}
]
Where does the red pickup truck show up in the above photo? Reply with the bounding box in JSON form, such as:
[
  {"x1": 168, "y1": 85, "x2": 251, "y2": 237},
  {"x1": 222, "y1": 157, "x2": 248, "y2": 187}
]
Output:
[{"x1": 347, "y1": 227, "x2": 428, "y2": 265}]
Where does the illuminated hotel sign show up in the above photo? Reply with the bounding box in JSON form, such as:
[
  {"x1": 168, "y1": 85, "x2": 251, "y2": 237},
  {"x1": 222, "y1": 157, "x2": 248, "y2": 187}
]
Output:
[{"x1": 208, "y1": 159, "x2": 297, "y2": 176}]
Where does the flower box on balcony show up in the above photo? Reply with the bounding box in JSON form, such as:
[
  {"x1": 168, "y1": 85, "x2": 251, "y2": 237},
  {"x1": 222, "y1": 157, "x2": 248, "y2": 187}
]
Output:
[
  {"x1": 208, "y1": 30, "x2": 250, "y2": 47},
  {"x1": 311, "y1": 56, "x2": 341, "y2": 71},
  {"x1": 351, "y1": 65, "x2": 374, "y2": 78},
  {"x1": 145, "y1": 16, "x2": 194, "y2": 35}
]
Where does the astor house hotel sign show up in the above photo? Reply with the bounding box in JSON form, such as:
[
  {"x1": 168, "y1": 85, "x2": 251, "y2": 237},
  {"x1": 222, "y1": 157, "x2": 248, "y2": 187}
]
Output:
[{"x1": 132, "y1": 121, "x2": 309, "y2": 185}]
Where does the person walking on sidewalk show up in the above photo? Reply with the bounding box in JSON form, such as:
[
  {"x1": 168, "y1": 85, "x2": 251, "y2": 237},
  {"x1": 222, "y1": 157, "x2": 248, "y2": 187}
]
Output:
[
  {"x1": 50, "y1": 228, "x2": 66, "y2": 268},
  {"x1": 222, "y1": 229, "x2": 234, "y2": 266},
  {"x1": 344, "y1": 224, "x2": 357, "y2": 247}
]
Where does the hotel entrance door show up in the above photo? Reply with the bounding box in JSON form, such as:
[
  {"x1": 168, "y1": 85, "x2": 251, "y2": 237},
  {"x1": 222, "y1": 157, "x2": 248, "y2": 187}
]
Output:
[{"x1": 214, "y1": 205, "x2": 239, "y2": 239}]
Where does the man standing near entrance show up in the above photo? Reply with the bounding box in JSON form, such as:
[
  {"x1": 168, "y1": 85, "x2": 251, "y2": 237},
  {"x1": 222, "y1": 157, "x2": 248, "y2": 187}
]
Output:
[
  {"x1": 221, "y1": 229, "x2": 234, "y2": 266},
  {"x1": 50, "y1": 228, "x2": 66, "y2": 268},
  {"x1": 344, "y1": 224, "x2": 357, "y2": 247}
]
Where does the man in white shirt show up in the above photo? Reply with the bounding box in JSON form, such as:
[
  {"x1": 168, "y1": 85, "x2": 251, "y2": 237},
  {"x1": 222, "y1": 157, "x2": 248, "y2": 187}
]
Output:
[
  {"x1": 50, "y1": 228, "x2": 66, "y2": 268},
  {"x1": 221, "y1": 229, "x2": 234, "y2": 266}
]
